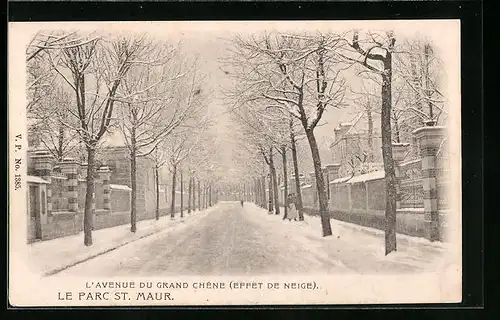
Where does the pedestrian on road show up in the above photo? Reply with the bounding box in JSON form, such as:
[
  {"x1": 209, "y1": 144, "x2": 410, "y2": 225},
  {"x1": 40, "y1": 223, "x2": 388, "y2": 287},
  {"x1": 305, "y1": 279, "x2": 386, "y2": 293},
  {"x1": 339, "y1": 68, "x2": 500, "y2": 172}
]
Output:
[
  {"x1": 240, "y1": 199, "x2": 244, "y2": 207},
  {"x1": 287, "y1": 194, "x2": 298, "y2": 221}
]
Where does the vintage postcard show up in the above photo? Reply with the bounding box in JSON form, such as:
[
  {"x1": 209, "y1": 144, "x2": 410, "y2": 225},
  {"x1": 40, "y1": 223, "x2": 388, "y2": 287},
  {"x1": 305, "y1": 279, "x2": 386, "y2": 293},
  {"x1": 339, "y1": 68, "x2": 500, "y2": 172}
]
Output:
[{"x1": 8, "y1": 20, "x2": 462, "y2": 306}]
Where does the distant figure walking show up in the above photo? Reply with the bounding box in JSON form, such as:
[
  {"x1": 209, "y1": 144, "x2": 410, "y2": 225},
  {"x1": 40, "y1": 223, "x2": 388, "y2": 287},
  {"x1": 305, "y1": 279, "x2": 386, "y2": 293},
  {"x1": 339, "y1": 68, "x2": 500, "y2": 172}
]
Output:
[
  {"x1": 240, "y1": 199, "x2": 244, "y2": 207},
  {"x1": 287, "y1": 194, "x2": 298, "y2": 221}
]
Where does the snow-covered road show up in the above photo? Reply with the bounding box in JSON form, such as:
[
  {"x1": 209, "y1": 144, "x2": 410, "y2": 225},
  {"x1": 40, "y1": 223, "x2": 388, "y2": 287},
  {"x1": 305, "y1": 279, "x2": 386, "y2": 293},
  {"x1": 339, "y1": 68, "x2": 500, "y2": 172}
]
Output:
[
  {"x1": 55, "y1": 202, "x2": 347, "y2": 276},
  {"x1": 54, "y1": 202, "x2": 452, "y2": 277}
]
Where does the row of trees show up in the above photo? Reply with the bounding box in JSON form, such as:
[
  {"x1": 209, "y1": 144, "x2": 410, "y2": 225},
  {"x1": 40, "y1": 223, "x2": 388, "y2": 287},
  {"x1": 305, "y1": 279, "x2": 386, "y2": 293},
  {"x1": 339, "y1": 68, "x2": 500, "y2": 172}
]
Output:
[
  {"x1": 26, "y1": 30, "x2": 218, "y2": 246},
  {"x1": 223, "y1": 30, "x2": 446, "y2": 254}
]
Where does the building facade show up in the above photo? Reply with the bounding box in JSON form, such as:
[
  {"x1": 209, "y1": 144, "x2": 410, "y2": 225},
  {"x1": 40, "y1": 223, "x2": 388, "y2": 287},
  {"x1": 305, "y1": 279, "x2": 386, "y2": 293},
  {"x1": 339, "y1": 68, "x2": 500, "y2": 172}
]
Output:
[{"x1": 329, "y1": 113, "x2": 383, "y2": 177}]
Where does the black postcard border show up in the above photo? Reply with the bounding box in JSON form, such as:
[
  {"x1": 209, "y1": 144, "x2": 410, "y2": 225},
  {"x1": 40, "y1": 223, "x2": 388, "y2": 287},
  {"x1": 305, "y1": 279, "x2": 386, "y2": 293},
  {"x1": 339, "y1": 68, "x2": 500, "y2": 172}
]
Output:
[{"x1": 5, "y1": 0, "x2": 484, "y2": 313}]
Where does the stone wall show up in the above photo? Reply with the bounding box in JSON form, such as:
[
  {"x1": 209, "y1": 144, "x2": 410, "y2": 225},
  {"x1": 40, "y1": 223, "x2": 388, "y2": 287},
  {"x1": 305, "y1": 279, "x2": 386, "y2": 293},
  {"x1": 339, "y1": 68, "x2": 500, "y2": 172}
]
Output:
[
  {"x1": 296, "y1": 125, "x2": 449, "y2": 242},
  {"x1": 110, "y1": 188, "x2": 131, "y2": 212},
  {"x1": 40, "y1": 207, "x2": 180, "y2": 241},
  {"x1": 51, "y1": 176, "x2": 67, "y2": 212},
  {"x1": 27, "y1": 147, "x2": 169, "y2": 243}
]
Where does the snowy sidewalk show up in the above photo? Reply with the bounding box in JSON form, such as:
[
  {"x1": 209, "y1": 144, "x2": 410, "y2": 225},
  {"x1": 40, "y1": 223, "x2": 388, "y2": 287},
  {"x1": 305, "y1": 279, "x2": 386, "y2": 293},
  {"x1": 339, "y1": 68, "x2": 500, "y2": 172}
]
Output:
[
  {"x1": 29, "y1": 206, "x2": 218, "y2": 276},
  {"x1": 244, "y1": 203, "x2": 459, "y2": 274}
]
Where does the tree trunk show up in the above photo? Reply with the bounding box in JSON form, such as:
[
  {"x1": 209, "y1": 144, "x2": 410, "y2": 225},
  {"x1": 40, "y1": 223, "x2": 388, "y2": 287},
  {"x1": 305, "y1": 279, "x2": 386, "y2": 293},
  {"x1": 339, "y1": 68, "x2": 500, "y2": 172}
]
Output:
[
  {"x1": 170, "y1": 165, "x2": 177, "y2": 219},
  {"x1": 281, "y1": 146, "x2": 288, "y2": 219},
  {"x1": 205, "y1": 186, "x2": 208, "y2": 208},
  {"x1": 194, "y1": 177, "x2": 197, "y2": 208},
  {"x1": 197, "y1": 179, "x2": 201, "y2": 211},
  {"x1": 180, "y1": 169, "x2": 184, "y2": 218},
  {"x1": 261, "y1": 176, "x2": 266, "y2": 209},
  {"x1": 202, "y1": 184, "x2": 205, "y2": 209},
  {"x1": 256, "y1": 179, "x2": 260, "y2": 206},
  {"x1": 290, "y1": 129, "x2": 304, "y2": 221},
  {"x1": 83, "y1": 145, "x2": 96, "y2": 246},
  {"x1": 130, "y1": 138, "x2": 137, "y2": 233},
  {"x1": 194, "y1": 178, "x2": 197, "y2": 208},
  {"x1": 209, "y1": 184, "x2": 212, "y2": 207},
  {"x1": 188, "y1": 174, "x2": 192, "y2": 214},
  {"x1": 270, "y1": 148, "x2": 280, "y2": 215},
  {"x1": 155, "y1": 164, "x2": 160, "y2": 220},
  {"x1": 258, "y1": 178, "x2": 263, "y2": 207},
  {"x1": 251, "y1": 183, "x2": 254, "y2": 202},
  {"x1": 254, "y1": 179, "x2": 258, "y2": 205},
  {"x1": 268, "y1": 166, "x2": 273, "y2": 213},
  {"x1": 190, "y1": 177, "x2": 194, "y2": 212},
  {"x1": 305, "y1": 129, "x2": 332, "y2": 237},
  {"x1": 254, "y1": 178, "x2": 259, "y2": 204},
  {"x1": 382, "y1": 60, "x2": 398, "y2": 255}
]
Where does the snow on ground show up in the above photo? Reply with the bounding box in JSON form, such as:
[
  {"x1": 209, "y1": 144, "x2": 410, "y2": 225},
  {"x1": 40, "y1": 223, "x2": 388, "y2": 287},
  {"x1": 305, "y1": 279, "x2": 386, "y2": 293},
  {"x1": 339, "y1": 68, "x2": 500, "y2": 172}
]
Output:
[
  {"x1": 243, "y1": 203, "x2": 457, "y2": 274},
  {"x1": 34, "y1": 202, "x2": 458, "y2": 278},
  {"x1": 28, "y1": 206, "x2": 218, "y2": 276},
  {"x1": 54, "y1": 202, "x2": 354, "y2": 277}
]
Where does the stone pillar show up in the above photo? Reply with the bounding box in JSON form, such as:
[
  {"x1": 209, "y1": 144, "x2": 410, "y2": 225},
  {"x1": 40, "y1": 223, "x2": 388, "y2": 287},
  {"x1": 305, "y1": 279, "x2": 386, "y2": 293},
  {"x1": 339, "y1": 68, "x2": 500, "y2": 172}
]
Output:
[
  {"x1": 80, "y1": 162, "x2": 88, "y2": 178},
  {"x1": 53, "y1": 164, "x2": 61, "y2": 173},
  {"x1": 325, "y1": 164, "x2": 341, "y2": 181},
  {"x1": 326, "y1": 164, "x2": 341, "y2": 208},
  {"x1": 98, "y1": 166, "x2": 112, "y2": 211},
  {"x1": 392, "y1": 143, "x2": 410, "y2": 210},
  {"x1": 413, "y1": 126, "x2": 446, "y2": 241},
  {"x1": 61, "y1": 158, "x2": 79, "y2": 212},
  {"x1": 32, "y1": 150, "x2": 53, "y2": 217}
]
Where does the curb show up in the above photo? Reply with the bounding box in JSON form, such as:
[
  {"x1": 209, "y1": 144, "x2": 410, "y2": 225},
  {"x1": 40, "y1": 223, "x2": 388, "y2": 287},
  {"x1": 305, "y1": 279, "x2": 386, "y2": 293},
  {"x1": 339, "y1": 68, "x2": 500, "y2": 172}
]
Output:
[
  {"x1": 43, "y1": 227, "x2": 166, "y2": 277},
  {"x1": 41, "y1": 205, "x2": 219, "y2": 276}
]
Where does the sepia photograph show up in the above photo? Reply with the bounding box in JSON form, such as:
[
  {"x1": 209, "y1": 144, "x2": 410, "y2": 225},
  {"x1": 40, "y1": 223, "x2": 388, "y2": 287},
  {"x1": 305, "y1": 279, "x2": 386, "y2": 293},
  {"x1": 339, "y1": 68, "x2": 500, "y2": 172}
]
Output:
[{"x1": 9, "y1": 20, "x2": 462, "y2": 306}]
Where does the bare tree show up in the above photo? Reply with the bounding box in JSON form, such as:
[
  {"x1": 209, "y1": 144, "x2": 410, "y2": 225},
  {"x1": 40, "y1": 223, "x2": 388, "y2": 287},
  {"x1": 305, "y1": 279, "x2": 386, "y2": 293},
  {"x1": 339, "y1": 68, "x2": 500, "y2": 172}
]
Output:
[
  {"x1": 27, "y1": 79, "x2": 82, "y2": 161},
  {"x1": 26, "y1": 52, "x2": 57, "y2": 118},
  {"x1": 148, "y1": 145, "x2": 169, "y2": 220},
  {"x1": 230, "y1": 102, "x2": 283, "y2": 215},
  {"x1": 227, "y1": 32, "x2": 347, "y2": 236},
  {"x1": 166, "y1": 121, "x2": 209, "y2": 219},
  {"x1": 116, "y1": 45, "x2": 196, "y2": 232},
  {"x1": 288, "y1": 115, "x2": 306, "y2": 220},
  {"x1": 184, "y1": 132, "x2": 216, "y2": 212},
  {"x1": 27, "y1": 31, "x2": 99, "y2": 63},
  {"x1": 48, "y1": 32, "x2": 152, "y2": 246},
  {"x1": 26, "y1": 31, "x2": 101, "y2": 113},
  {"x1": 393, "y1": 39, "x2": 447, "y2": 126},
  {"x1": 337, "y1": 30, "x2": 398, "y2": 254}
]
